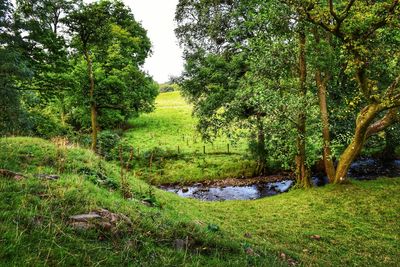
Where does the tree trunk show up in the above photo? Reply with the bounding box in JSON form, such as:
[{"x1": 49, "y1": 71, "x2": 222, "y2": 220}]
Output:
[
  {"x1": 84, "y1": 49, "x2": 98, "y2": 152},
  {"x1": 60, "y1": 96, "x2": 66, "y2": 127},
  {"x1": 255, "y1": 120, "x2": 267, "y2": 175},
  {"x1": 315, "y1": 71, "x2": 336, "y2": 182},
  {"x1": 382, "y1": 129, "x2": 397, "y2": 161},
  {"x1": 295, "y1": 29, "x2": 311, "y2": 188},
  {"x1": 334, "y1": 104, "x2": 380, "y2": 183}
]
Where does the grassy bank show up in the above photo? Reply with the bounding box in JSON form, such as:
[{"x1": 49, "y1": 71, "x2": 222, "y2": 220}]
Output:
[{"x1": 1, "y1": 137, "x2": 399, "y2": 266}]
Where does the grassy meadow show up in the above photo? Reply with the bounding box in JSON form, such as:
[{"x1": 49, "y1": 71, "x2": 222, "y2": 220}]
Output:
[
  {"x1": 0, "y1": 137, "x2": 399, "y2": 266},
  {"x1": 123, "y1": 91, "x2": 256, "y2": 185}
]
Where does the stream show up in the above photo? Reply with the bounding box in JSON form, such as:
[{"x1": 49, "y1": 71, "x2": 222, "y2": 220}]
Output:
[
  {"x1": 160, "y1": 158, "x2": 400, "y2": 201},
  {"x1": 160, "y1": 180, "x2": 294, "y2": 201}
]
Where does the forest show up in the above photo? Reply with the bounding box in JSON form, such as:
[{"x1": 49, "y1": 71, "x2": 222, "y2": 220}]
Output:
[{"x1": 1, "y1": 0, "x2": 399, "y2": 266}]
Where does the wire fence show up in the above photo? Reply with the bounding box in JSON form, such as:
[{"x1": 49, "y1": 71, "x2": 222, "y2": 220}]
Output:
[{"x1": 133, "y1": 134, "x2": 248, "y2": 156}]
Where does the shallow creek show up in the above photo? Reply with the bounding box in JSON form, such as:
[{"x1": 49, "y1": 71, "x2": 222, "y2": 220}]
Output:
[
  {"x1": 160, "y1": 180, "x2": 294, "y2": 201},
  {"x1": 159, "y1": 159, "x2": 400, "y2": 201}
]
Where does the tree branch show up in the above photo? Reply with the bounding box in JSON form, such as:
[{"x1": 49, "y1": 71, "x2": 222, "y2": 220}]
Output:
[
  {"x1": 366, "y1": 107, "x2": 399, "y2": 138},
  {"x1": 384, "y1": 72, "x2": 400, "y2": 98},
  {"x1": 328, "y1": 0, "x2": 339, "y2": 21},
  {"x1": 338, "y1": 0, "x2": 356, "y2": 21},
  {"x1": 304, "y1": 7, "x2": 344, "y2": 40},
  {"x1": 361, "y1": 0, "x2": 399, "y2": 40}
]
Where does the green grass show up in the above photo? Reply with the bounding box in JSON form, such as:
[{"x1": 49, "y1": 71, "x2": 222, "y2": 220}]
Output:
[
  {"x1": 1, "y1": 137, "x2": 399, "y2": 266},
  {"x1": 123, "y1": 91, "x2": 256, "y2": 185}
]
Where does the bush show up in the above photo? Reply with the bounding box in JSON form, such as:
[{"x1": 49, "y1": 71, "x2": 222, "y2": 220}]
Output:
[
  {"x1": 28, "y1": 111, "x2": 70, "y2": 138},
  {"x1": 159, "y1": 83, "x2": 180, "y2": 93},
  {"x1": 97, "y1": 130, "x2": 121, "y2": 160}
]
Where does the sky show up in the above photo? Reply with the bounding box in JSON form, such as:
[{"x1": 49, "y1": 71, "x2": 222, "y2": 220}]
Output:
[{"x1": 126, "y1": 0, "x2": 184, "y2": 83}]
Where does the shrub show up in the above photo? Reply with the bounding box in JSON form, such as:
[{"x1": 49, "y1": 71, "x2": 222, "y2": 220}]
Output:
[
  {"x1": 97, "y1": 130, "x2": 121, "y2": 160},
  {"x1": 159, "y1": 83, "x2": 180, "y2": 93}
]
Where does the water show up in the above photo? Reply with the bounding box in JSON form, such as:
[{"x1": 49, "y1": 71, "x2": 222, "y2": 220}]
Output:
[
  {"x1": 348, "y1": 158, "x2": 400, "y2": 179},
  {"x1": 160, "y1": 180, "x2": 294, "y2": 201},
  {"x1": 160, "y1": 159, "x2": 400, "y2": 201},
  {"x1": 311, "y1": 159, "x2": 400, "y2": 185}
]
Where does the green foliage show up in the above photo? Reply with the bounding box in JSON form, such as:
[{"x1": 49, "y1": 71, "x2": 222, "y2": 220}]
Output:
[
  {"x1": 176, "y1": 0, "x2": 400, "y2": 181},
  {"x1": 78, "y1": 166, "x2": 119, "y2": 190},
  {"x1": 1, "y1": 0, "x2": 158, "y2": 141},
  {"x1": 175, "y1": 0, "x2": 326, "y2": 174},
  {"x1": 159, "y1": 83, "x2": 180, "y2": 93},
  {"x1": 207, "y1": 224, "x2": 220, "y2": 233},
  {"x1": 0, "y1": 1, "x2": 33, "y2": 136},
  {"x1": 97, "y1": 130, "x2": 121, "y2": 160},
  {"x1": 65, "y1": 0, "x2": 158, "y2": 133},
  {"x1": 27, "y1": 110, "x2": 67, "y2": 138}
]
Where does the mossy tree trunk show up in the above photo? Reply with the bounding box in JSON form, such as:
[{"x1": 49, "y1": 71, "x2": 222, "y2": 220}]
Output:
[
  {"x1": 335, "y1": 105, "x2": 379, "y2": 182},
  {"x1": 313, "y1": 28, "x2": 336, "y2": 182},
  {"x1": 335, "y1": 105, "x2": 398, "y2": 183},
  {"x1": 316, "y1": 71, "x2": 336, "y2": 182}
]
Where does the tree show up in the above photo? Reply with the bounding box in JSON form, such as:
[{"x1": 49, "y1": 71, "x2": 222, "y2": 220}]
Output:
[
  {"x1": 1, "y1": 0, "x2": 157, "y2": 142},
  {"x1": 65, "y1": 1, "x2": 110, "y2": 151},
  {"x1": 292, "y1": 0, "x2": 400, "y2": 183},
  {"x1": 13, "y1": 0, "x2": 80, "y2": 136},
  {"x1": 66, "y1": 0, "x2": 157, "y2": 151},
  {"x1": 175, "y1": 0, "x2": 272, "y2": 174},
  {"x1": 176, "y1": 0, "x2": 323, "y2": 185},
  {"x1": 0, "y1": 0, "x2": 32, "y2": 135}
]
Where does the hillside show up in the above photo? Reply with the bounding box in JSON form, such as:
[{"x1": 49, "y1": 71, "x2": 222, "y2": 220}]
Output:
[{"x1": 1, "y1": 137, "x2": 399, "y2": 266}]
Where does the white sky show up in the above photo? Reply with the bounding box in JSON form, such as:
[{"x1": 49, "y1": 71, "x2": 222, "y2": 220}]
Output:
[{"x1": 126, "y1": 0, "x2": 184, "y2": 83}]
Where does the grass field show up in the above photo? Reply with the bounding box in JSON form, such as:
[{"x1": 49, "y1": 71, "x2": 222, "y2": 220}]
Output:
[
  {"x1": 122, "y1": 91, "x2": 256, "y2": 185},
  {"x1": 1, "y1": 137, "x2": 399, "y2": 266}
]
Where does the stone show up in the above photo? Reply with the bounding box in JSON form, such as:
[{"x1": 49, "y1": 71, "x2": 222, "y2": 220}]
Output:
[
  {"x1": 98, "y1": 222, "x2": 113, "y2": 231},
  {"x1": 174, "y1": 239, "x2": 187, "y2": 250},
  {"x1": 245, "y1": 247, "x2": 258, "y2": 256},
  {"x1": 69, "y1": 209, "x2": 133, "y2": 232},
  {"x1": 279, "y1": 252, "x2": 298, "y2": 266},
  {"x1": 182, "y1": 187, "x2": 189, "y2": 193},
  {"x1": 0, "y1": 169, "x2": 26, "y2": 181},
  {"x1": 310, "y1": 234, "x2": 321, "y2": 240},
  {"x1": 69, "y1": 213, "x2": 102, "y2": 222},
  {"x1": 36, "y1": 174, "x2": 60, "y2": 180},
  {"x1": 118, "y1": 213, "x2": 133, "y2": 226},
  {"x1": 70, "y1": 221, "x2": 93, "y2": 230}
]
